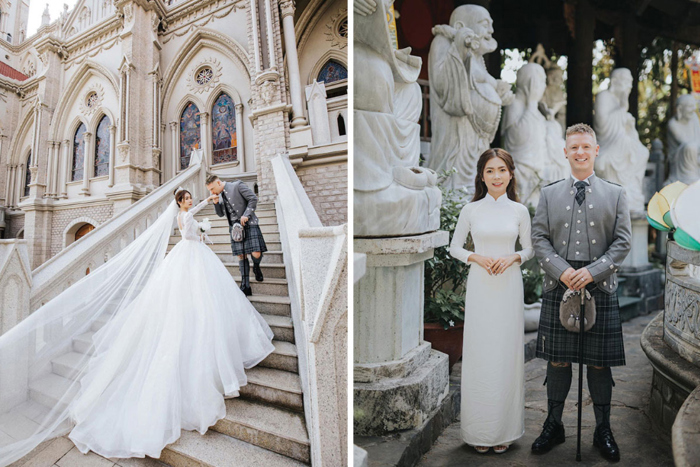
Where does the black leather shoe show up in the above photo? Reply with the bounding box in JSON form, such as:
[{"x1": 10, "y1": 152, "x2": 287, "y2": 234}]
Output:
[
  {"x1": 240, "y1": 283, "x2": 252, "y2": 296},
  {"x1": 593, "y1": 424, "x2": 620, "y2": 462},
  {"x1": 531, "y1": 418, "x2": 565, "y2": 454},
  {"x1": 253, "y1": 264, "x2": 264, "y2": 282}
]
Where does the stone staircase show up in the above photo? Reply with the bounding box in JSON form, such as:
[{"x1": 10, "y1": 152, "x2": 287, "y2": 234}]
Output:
[{"x1": 26, "y1": 203, "x2": 310, "y2": 466}]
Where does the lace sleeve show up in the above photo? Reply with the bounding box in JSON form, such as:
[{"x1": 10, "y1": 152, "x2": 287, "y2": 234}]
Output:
[{"x1": 189, "y1": 199, "x2": 210, "y2": 216}]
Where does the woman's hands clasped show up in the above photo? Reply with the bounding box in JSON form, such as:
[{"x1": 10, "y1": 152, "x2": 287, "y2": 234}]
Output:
[{"x1": 469, "y1": 254, "x2": 521, "y2": 275}]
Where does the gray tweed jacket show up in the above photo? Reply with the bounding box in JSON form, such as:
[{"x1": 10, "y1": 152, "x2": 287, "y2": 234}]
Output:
[
  {"x1": 531, "y1": 173, "x2": 632, "y2": 295},
  {"x1": 213, "y1": 180, "x2": 259, "y2": 226}
]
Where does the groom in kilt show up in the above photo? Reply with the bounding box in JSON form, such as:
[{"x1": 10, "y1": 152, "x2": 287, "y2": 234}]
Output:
[
  {"x1": 206, "y1": 174, "x2": 267, "y2": 296},
  {"x1": 530, "y1": 123, "x2": 631, "y2": 461}
]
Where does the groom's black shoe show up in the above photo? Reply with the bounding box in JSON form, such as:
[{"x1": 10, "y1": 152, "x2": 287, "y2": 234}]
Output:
[
  {"x1": 593, "y1": 424, "x2": 620, "y2": 462},
  {"x1": 253, "y1": 264, "x2": 264, "y2": 282},
  {"x1": 531, "y1": 418, "x2": 566, "y2": 454},
  {"x1": 240, "y1": 283, "x2": 252, "y2": 296}
]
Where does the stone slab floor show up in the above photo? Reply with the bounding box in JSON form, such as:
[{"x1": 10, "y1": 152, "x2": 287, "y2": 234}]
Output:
[{"x1": 417, "y1": 313, "x2": 674, "y2": 467}]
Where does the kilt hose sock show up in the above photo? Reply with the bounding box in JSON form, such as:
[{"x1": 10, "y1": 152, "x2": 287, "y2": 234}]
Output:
[
  {"x1": 587, "y1": 366, "x2": 613, "y2": 428},
  {"x1": 546, "y1": 362, "x2": 572, "y2": 425},
  {"x1": 252, "y1": 252, "x2": 263, "y2": 268}
]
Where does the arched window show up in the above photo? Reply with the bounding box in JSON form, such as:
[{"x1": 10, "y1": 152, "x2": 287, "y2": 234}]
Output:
[
  {"x1": 317, "y1": 60, "x2": 348, "y2": 85},
  {"x1": 338, "y1": 114, "x2": 346, "y2": 136},
  {"x1": 94, "y1": 115, "x2": 110, "y2": 177},
  {"x1": 72, "y1": 123, "x2": 86, "y2": 181},
  {"x1": 180, "y1": 102, "x2": 201, "y2": 170},
  {"x1": 211, "y1": 93, "x2": 237, "y2": 165},
  {"x1": 23, "y1": 151, "x2": 31, "y2": 197}
]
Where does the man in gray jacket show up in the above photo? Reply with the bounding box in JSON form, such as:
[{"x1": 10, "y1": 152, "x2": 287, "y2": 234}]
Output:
[
  {"x1": 207, "y1": 174, "x2": 267, "y2": 296},
  {"x1": 530, "y1": 123, "x2": 631, "y2": 461}
]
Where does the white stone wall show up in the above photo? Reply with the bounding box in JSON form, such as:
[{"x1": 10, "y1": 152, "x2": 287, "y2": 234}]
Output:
[{"x1": 297, "y1": 162, "x2": 347, "y2": 226}]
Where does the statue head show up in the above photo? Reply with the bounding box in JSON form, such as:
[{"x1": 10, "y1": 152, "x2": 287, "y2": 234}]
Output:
[
  {"x1": 515, "y1": 63, "x2": 547, "y2": 103},
  {"x1": 546, "y1": 65, "x2": 564, "y2": 87},
  {"x1": 609, "y1": 68, "x2": 633, "y2": 96},
  {"x1": 676, "y1": 94, "x2": 698, "y2": 121},
  {"x1": 449, "y1": 5, "x2": 497, "y2": 55}
]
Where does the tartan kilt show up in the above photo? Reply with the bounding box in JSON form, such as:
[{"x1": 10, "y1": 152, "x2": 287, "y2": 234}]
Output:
[
  {"x1": 230, "y1": 223, "x2": 268, "y2": 255},
  {"x1": 535, "y1": 261, "x2": 626, "y2": 367}
]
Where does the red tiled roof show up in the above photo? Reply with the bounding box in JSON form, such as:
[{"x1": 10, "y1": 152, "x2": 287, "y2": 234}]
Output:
[{"x1": 0, "y1": 61, "x2": 28, "y2": 81}]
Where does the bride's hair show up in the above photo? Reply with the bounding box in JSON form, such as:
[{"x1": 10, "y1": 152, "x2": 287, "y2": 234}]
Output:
[
  {"x1": 472, "y1": 148, "x2": 519, "y2": 203},
  {"x1": 174, "y1": 189, "x2": 191, "y2": 207}
]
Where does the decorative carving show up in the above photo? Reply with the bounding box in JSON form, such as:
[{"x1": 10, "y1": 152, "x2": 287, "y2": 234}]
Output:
[
  {"x1": 123, "y1": 4, "x2": 134, "y2": 23},
  {"x1": 152, "y1": 149, "x2": 161, "y2": 169},
  {"x1": 325, "y1": 7, "x2": 348, "y2": 49},
  {"x1": 259, "y1": 80, "x2": 277, "y2": 106},
  {"x1": 79, "y1": 84, "x2": 105, "y2": 118},
  {"x1": 280, "y1": 0, "x2": 295, "y2": 19},
  {"x1": 160, "y1": 4, "x2": 239, "y2": 44},
  {"x1": 38, "y1": 53, "x2": 49, "y2": 68},
  {"x1": 185, "y1": 57, "x2": 222, "y2": 94},
  {"x1": 118, "y1": 143, "x2": 130, "y2": 162},
  {"x1": 22, "y1": 60, "x2": 36, "y2": 77},
  {"x1": 665, "y1": 280, "x2": 700, "y2": 340}
]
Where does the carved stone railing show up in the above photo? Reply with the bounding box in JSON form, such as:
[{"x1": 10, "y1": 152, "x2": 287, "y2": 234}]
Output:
[
  {"x1": 664, "y1": 241, "x2": 700, "y2": 365},
  {"x1": 30, "y1": 150, "x2": 207, "y2": 310},
  {"x1": 271, "y1": 153, "x2": 348, "y2": 466}
]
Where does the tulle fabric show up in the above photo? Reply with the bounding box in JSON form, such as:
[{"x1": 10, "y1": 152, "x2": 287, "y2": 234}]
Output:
[{"x1": 0, "y1": 196, "x2": 274, "y2": 464}]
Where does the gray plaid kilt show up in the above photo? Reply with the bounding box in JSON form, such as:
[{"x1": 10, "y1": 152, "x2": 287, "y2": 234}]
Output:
[
  {"x1": 230, "y1": 223, "x2": 268, "y2": 255},
  {"x1": 535, "y1": 260, "x2": 626, "y2": 367}
]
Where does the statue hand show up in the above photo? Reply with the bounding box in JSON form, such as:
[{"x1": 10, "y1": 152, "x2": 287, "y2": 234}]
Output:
[
  {"x1": 354, "y1": 0, "x2": 378, "y2": 16},
  {"x1": 496, "y1": 80, "x2": 514, "y2": 105},
  {"x1": 538, "y1": 102, "x2": 554, "y2": 120}
]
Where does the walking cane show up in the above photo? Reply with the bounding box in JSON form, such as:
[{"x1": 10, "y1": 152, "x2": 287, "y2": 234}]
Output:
[{"x1": 576, "y1": 289, "x2": 585, "y2": 462}]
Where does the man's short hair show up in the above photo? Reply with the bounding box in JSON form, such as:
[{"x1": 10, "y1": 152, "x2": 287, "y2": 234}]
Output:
[
  {"x1": 565, "y1": 123, "x2": 597, "y2": 144},
  {"x1": 205, "y1": 174, "x2": 220, "y2": 185}
]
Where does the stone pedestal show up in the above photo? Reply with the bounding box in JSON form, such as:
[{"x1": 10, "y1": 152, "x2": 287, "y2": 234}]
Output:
[
  {"x1": 623, "y1": 212, "x2": 650, "y2": 269},
  {"x1": 354, "y1": 231, "x2": 450, "y2": 435}
]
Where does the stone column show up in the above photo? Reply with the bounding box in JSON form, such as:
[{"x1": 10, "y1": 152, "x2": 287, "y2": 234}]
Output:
[
  {"x1": 44, "y1": 141, "x2": 55, "y2": 197},
  {"x1": 7, "y1": 166, "x2": 16, "y2": 207},
  {"x1": 264, "y1": 0, "x2": 276, "y2": 70},
  {"x1": 250, "y1": 0, "x2": 262, "y2": 72},
  {"x1": 170, "y1": 121, "x2": 178, "y2": 177},
  {"x1": 108, "y1": 125, "x2": 116, "y2": 187},
  {"x1": 235, "y1": 103, "x2": 246, "y2": 171},
  {"x1": 280, "y1": 0, "x2": 307, "y2": 128},
  {"x1": 200, "y1": 111, "x2": 211, "y2": 167},
  {"x1": 60, "y1": 139, "x2": 69, "y2": 198},
  {"x1": 80, "y1": 132, "x2": 92, "y2": 196}
]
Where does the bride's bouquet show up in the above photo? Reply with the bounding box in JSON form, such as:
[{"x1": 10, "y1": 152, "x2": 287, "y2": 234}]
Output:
[{"x1": 198, "y1": 218, "x2": 212, "y2": 234}]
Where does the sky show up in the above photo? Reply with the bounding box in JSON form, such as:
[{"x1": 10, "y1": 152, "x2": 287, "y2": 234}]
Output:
[{"x1": 26, "y1": 0, "x2": 77, "y2": 38}]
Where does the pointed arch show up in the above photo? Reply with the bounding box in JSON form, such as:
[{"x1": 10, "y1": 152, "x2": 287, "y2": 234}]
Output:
[
  {"x1": 7, "y1": 110, "x2": 34, "y2": 166},
  {"x1": 48, "y1": 60, "x2": 119, "y2": 141},
  {"x1": 308, "y1": 50, "x2": 348, "y2": 86},
  {"x1": 179, "y1": 102, "x2": 201, "y2": 170},
  {"x1": 94, "y1": 115, "x2": 111, "y2": 177},
  {"x1": 22, "y1": 150, "x2": 31, "y2": 197},
  {"x1": 160, "y1": 28, "x2": 251, "y2": 117},
  {"x1": 211, "y1": 93, "x2": 237, "y2": 165},
  {"x1": 72, "y1": 123, "x2": 87, "y2": 182}
]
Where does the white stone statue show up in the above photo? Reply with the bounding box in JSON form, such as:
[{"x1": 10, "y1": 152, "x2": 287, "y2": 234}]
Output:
[
  {"x1": 426, "y1": 5, "x2": 514, "y2": 194},
  {"x1": 594, "y1": 68, "x2": 650, "y2": 212},
  {"x1": 41, "y1": 4, "x2": 51, "y2": 27},
  {"x1": 354, "y1": 0, "x2": 441, "y2": 237},
  {"x1": 529, "y1": 44, "x2": 567, "y2": 136},
  {"x1": 666, "y1": 94, "x2": 700, "y2": 185},
  {"x1": 501, "y1": 63, "x2": 568, "y2": 206}
]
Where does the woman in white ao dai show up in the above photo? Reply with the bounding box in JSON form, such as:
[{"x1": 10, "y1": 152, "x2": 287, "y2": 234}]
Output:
[{"x1": 449, "y1": 148, "x2": 534, "y2": 454}]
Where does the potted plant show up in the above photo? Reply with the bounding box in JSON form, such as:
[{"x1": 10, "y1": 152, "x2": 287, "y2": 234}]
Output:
[{"x1": 424, "y1": 170, "x2": 469, "y2": 370}]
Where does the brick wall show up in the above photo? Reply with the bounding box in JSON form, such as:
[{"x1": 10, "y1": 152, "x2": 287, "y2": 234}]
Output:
[
  {"x1": 50, "y1": 204, "x2": 114, "y2": 257},
  {"x1": 7, "y1": 214, "x2": 24, "y2": 238},
  {"x1": 296, "y1": 162, "x2": 347, "y2": 226}
]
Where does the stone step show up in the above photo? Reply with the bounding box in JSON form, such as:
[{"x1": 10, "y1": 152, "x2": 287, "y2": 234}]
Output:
[
  {"x1": 195, "y1": 205, "x2": 277, "y2": 219},
  {"x1": 213, "y1": 250, "x2": 284, "y2": 264},
  {"x1": 232, "y1": 277, "x2": 289, "y2": 297},
  {"x1": 168, "y1": 231, "x2": 279, "y2": 243},
  {"x1": 212, "y1": 399, "x2": 310, "y2": 463},
  {"x1": 241, "y1": 367, "x2": 304, "y2": 412},
  {"x1": 160, "y1": 429, "x2": 307, "y2": 467},
  {"x1": 261, "y1": 341, "x2": 299, "y2": 373},
  {"x1": 29, "y1": 373, "x2": 78, "y2": 411},
  {"x1": 69, "y1": 335, "x2": 297, "y2": 372},
  {"x1": 167, "y1": 236, "x2": 283, "y2": 253},
  {"x1": 248, "y1": 295, "x2": 292, "y2": 317},
  {"x1": 225, "y1": 263, "x2": 286, "y2": 279}
]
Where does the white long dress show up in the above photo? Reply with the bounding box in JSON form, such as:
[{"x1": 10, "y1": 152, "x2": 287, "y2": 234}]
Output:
[
  {"x1": 449, "y1": 193, "x2": 534, "y2": 446},
  {"x1": 67, "y1": 198, "x2": 275, "y2": 459}
]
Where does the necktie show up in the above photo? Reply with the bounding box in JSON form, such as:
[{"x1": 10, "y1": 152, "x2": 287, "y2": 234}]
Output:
[{"x1": 575, "y1": 181, "x2": 587, "y2": 206}]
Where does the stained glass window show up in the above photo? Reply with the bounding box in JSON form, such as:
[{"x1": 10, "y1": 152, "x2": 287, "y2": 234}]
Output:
[
  {"x1": 180, "y1": 102, "x2": 201, "y2": 170},
  {"x1": 23, "y1": 151, "x2": 31, "y2": 197},
  {"x1": 72, "y1": 123, "x2": 86, "y2": 181},
  {"x1": 211, "y1": 93, "x2": 237, "y2": 165},
  {"x1": 196, "y1": 67, "x2": 213, "y2": 86},
  {"x1": 318, "y1": 60, "x2": 348, "y2": 85},
  {"x1": 86, "y1": 92, "x2": 98, "y2": 108},
  {"x1": 94, "y1": 115, "x2": 110, "y2": 177}
]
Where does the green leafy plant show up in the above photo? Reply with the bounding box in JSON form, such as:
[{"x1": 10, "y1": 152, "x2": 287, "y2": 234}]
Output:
[
  {"x1": 522, "y1": 266, "x2": 544, "y2": 305},
  {"x1": 424, "y1": 169, "x2": 470, "y2": 329}
]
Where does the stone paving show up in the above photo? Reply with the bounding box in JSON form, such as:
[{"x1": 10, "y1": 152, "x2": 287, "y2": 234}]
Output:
[{"x1": 416, "y1": 313, "x2": 674, "y2": 466}]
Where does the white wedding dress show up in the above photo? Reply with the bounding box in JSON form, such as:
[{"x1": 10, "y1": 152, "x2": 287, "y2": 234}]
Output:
[
  {"x1": 0, "y1": 197, "x2": 274, "y2": 464},
  {"x1": 449, "y1": 193, "x2": 534, "y2": 446}
]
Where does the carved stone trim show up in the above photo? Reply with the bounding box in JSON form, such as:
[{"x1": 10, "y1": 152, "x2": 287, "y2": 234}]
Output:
[
  {"x1": 186, "y1": 57, "x2": 223, "y2": 94},
  {"x1": 79, "y1": 83, "x2": 105, "y2": 118},
  {"x1": 324, "y1": 7, "x2": 348, "y2": 50}
]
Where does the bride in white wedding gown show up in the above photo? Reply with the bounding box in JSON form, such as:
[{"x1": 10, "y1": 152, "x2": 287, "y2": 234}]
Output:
[{"x1": 0, "y1": 185, "x2": 274, "y2": 464}]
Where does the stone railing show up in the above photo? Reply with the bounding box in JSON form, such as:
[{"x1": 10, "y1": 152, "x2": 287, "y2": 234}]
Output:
[
  {"x1": 0, "y1": 240, "x2": 32, "y2": 335},
  {"x1": 271, "y1": 153, "x2": 348, "y2": 467},
  {"x1": 30, "y1": 150, "x2": 207, "y2": 310}
]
